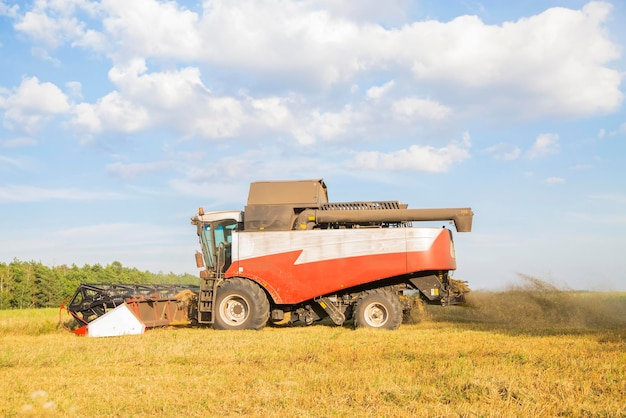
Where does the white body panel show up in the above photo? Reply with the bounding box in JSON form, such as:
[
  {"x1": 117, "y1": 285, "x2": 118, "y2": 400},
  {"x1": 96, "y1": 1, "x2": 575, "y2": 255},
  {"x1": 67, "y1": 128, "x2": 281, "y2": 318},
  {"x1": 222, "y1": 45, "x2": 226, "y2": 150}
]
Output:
[
  {"x1": 231, "y1": 228, "x2": 443, "y2": 264},
  {"x1": 87, "y1": 303, "x2": 145, "y2": 338}
]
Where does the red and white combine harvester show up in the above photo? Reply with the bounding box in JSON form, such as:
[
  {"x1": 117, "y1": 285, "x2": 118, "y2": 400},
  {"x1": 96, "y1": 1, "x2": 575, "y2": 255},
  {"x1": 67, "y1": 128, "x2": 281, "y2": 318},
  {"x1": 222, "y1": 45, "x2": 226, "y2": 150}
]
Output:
[{"x1": 61, "y1": 179, "x2": 473, "y2": 336}]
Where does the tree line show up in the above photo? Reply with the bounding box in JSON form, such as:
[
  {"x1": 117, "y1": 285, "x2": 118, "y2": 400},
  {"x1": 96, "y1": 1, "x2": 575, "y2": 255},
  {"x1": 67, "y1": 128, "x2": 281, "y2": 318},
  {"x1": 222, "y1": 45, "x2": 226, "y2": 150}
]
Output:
[{"x1": 0, "y1": 259, "x2": 199, "y2": 310}]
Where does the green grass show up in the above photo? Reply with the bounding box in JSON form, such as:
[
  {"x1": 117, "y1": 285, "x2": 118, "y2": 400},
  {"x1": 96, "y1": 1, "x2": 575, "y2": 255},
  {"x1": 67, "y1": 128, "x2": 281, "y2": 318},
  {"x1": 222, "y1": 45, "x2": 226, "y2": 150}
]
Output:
[{"x1": 1, "y1": 292, "x2": 625, "y2": 417}]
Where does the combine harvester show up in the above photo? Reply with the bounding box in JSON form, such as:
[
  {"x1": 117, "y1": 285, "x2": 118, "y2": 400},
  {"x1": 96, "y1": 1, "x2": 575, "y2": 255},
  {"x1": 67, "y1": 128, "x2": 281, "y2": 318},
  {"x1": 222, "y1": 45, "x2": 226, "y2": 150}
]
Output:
[{"x1": 61, "y1": 179, "x2": 473, "y2": 336}]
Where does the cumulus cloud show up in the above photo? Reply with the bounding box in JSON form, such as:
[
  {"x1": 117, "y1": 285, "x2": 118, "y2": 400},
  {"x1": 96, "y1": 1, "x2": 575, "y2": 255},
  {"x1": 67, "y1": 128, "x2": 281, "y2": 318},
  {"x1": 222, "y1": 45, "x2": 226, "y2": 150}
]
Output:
[
  {"x1": 526, "y1": 133, "x2": 560, "y2": 159},
  {"x1": 0, "y1": 2, "x2": 19, "y2": 18},
  {"x1": 113, "y1": 60, "x2": 245, "y2": 138},
  {"x1": 68, "y1": 58, "x2": 363, "y2": 143},
  {"x1": 484, "y1": 143, "x2": 521, "y2": 160},
  {"x1": 65, "y1": 81, "x2": 83, "y2": 100},
  {"x1": 0, "y1": 184, "x2": 125, "y2": 202},
  {"x1": 544, "y1": 176, "x2": 565, "y2": 184},
  {"x1": 96, "y1": 0, "x2": 201, "y2": 60},
  {"x1": 0, "y1": 155, "x2": 24, "y2": 169},
  {"x1": 392, "y1": 97, "x2": 452, "y2": 121},
  {"x1": 13, "y1": 0, "x2": 96, "y2": 49},
  {"x1": 107, "y1": 59, "x2": 208, "y2": 108},
  {"x1": 68, "y1": 59, "x2": 248, "y2": 139},
  {"x1": 70, "y1": 91, "x2": 150, "y2": 134},
  {"x1": 296, "y1": 105, "x2": 356, "y2": 144},
  {"x1": 249, "y1": 97, "x2": 292, "y2": 129},
  {"x1": 588, "y1": 193, "x2": 626, "y2": 204},
  {"x1": 352, "y1": 131, "x2": 471, "y2": 173},
  {"x1": 107, "y1": 160, "x2": 175, "y2": 180},
  {"x1": 11, "y1": 1, "x2": 621, "y2": 119},
  {"x1": 3, "y1": 1, "x2": 623, "y2": 160},
  {"x1": 0, "y1": 76, "x2": 70, "y2": 132},
  {"x1": 366, "y1": 81, "x2": 395, "y2": 100},
  {"x1": 404, "y1": 2, "x2": 621, "y2": 117},
  {"x1": 1, "y1": 137, "x2": 38, "y2": 148},
  {"x1": 310, "y1": 0, "x2": 410, "y2": 25}
]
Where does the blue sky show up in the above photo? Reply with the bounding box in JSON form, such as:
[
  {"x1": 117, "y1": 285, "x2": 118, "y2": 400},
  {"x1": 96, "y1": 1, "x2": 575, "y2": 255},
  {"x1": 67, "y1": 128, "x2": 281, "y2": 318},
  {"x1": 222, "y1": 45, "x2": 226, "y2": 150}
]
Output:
[{"x1": 1, "y1": 0, "x2": 625, "y2": 291}]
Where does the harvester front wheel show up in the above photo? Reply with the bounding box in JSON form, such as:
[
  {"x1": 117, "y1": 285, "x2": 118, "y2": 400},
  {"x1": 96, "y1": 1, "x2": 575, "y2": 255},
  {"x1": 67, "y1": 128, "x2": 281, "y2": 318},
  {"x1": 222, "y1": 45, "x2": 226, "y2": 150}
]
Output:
[
  {"x1": 354, "y1": 290, "x2": 402, "y2": 330},
  {"x1": 214, "y1": 278, "x2": 270, "y2": 330}
]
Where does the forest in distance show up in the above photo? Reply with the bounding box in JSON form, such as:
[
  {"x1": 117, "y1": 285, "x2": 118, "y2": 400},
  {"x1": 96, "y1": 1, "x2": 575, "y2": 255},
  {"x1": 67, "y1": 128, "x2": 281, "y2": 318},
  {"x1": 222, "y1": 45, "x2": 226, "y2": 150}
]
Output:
[{"x1": 0, "y1": 259, "x2": 199, "y2": 310}]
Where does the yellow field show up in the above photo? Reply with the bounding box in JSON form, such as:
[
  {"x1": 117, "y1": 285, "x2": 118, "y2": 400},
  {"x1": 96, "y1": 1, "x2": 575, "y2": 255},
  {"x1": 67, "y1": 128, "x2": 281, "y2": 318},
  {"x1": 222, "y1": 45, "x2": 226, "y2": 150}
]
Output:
[{"x1": 1, "y1": 291, "x2": 625, "y2": 417}]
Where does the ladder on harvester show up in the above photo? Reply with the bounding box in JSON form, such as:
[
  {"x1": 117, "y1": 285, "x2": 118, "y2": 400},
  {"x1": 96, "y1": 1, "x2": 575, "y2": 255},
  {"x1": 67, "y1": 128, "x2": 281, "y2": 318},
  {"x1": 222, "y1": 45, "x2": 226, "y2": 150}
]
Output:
[
  {"x1": 197, "y1": 244, "x2": 226, "y2": 324},
  {"x1": 198, "y1": 276, "x2": 219, "y2": 324}
]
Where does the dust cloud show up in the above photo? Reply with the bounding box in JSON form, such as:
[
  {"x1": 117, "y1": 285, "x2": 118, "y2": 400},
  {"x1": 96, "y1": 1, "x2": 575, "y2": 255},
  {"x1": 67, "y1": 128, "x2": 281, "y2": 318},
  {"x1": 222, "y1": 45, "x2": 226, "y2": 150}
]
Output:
[{"x1": 424, "y1": 274, "x2": 626, "y2": 331}]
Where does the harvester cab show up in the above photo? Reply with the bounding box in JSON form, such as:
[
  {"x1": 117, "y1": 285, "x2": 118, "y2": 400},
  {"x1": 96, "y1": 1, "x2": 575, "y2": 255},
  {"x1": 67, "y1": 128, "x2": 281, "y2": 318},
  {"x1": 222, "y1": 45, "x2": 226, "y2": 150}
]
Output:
[{"x1": 194, "y1": 210, "x2": 242, "y2": 276}]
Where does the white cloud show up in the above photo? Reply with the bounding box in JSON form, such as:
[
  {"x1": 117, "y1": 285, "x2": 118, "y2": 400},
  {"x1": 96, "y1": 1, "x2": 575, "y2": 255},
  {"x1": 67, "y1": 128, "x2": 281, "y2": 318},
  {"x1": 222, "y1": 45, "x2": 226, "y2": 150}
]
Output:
[
  {"x1": 70, "y1": 91, "x2": 150, "y2": 133},
  {"x1": 108, "y1": 59, "x2": 208, "y2": 108},
  {"x1": 0, "y1": 155, "x2": 24, "y2": 169},
  {"x1": 0, "y1": 76, "x2": 70, "y2": 132},
  {"x1": 588, "y1": 193, "x2": 626, "y2": 204},
  {"x1": 106, "y1": 161, "x2": 175, "y2": 180},
  {"x1": 199, "y1": 1, "x2": 368, "y2": 86},
  {"x1": 6, "y1": 77, "x2": 70, "y2": 113},
  {"x1": 6, "y1": 1, "x2": 623, "y2": 146},
  {"x1": 98, "y1": 0, "x2": 201, "y2": 60},
  {"x1": 96, "y1": 91, "x2": 150, "y2": 132},
  {"x1": 71, "y1": 102, "x2": 102, "y2": 133},
  {"x1": 170, "y1": 146, "x2": 340, "y2": 200},
  {"x1": 186, "y1": 96, "x2": 245, "y2": 138},
  {"x1": 526, "y1": 133, "x2": 560, "y2": 159},
  {"x1": 1, "y1": 137, "x2": 38, "y2": 148},
  {"x1": 366, "y1": 81, "x2": 395, "y2": 100},
  {"x1": 484, "y1": 143, "x2": 521, "y2": 160},
  {"x1": 303, "y1": 105, "x2": 355, "y2": 143},
  {"x1": 352, "y1": 131, "x2": 471, "y2": 173},
  {"x1": 404, "y1": 2, "x2": 622, "y2": 117},
  {"x1": 69, "y1": 60, "x2": 245, "y2": 139},
  {"x1": 31, "y1": 46, "x2": 61, "y2": 65},
  {"x1": 309, "y1": 0, "x2": 409, "y2": 25},
  {"x1": 0, "y1": 2, "x2": 19, "y2": 18},
  {"x1": 0, "y1": 185, "x2": 125, "y2": 202},
  {"x1": 593, "y1": 123, "x2": 626, "y2": 138},
  {"x1": 544, "y1": 176, "x2": 565, "y2": 184},
  {"x1": 65, "y1": 81, "x2": 83, "y2": 100},
  {"x1": 249, "y1": 97, "x2": 292, "y2": 129},
  {"x1": 55, "y1": 222, "x2": 187, "y2": 244},
  {"x1": 14, "y1": 0, "x2": 618, "y2": 118},
  {"x1": 392, "y1": 97, "x2": 452, "y2": 121},
  {"x1": 70, "y1": 58, "x2": 363, "y2": 143},
  {"x1": 13, "y1": 0, "x2": 93, "y2": 49}
]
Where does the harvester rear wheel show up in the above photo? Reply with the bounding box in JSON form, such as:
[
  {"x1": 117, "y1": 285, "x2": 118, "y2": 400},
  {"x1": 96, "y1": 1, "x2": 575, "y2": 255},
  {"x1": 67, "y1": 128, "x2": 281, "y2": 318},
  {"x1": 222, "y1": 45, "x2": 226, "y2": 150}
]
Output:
[
  {"x1": 354, "y1": 290, "x2": 402, "y2": 330},
  {"x1": 214, "y1": 278, "x2": 270, "y2": 330}
]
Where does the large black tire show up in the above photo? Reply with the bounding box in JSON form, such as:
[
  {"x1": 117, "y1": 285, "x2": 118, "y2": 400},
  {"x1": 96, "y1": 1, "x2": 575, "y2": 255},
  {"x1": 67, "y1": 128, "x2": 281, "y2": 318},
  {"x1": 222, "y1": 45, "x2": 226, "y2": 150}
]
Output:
[
  {"x1": 354, "y1": 290, "x2": 403, "y2": 330},
  {"x1": 214, "y1": 278, "x2": 270, "y2": 330}
]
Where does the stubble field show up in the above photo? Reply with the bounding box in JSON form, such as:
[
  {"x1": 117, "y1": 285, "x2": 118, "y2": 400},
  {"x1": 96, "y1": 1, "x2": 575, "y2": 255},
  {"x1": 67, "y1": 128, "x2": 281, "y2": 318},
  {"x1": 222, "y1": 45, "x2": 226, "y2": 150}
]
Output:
[{"x1": 1, "y1": 283, "x2": 625, "y2": 417}]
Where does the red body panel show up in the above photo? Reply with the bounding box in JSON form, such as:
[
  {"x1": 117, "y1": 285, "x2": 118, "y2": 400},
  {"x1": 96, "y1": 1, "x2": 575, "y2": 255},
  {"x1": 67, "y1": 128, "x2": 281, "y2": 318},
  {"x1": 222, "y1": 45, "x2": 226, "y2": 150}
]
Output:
[{"x1": 225, "y1": 227, "x2": 455, "y2": 304}]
